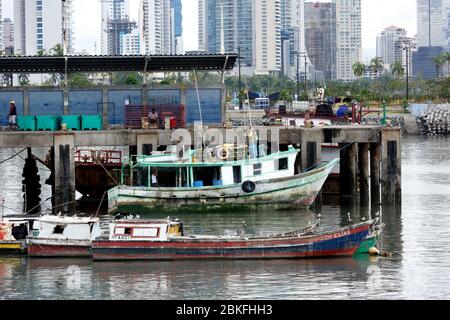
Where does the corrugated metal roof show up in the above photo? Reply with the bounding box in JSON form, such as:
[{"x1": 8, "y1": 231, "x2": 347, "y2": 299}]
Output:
[{"x1": 0, "y1": 54, "x2": 238, "y2": 73}]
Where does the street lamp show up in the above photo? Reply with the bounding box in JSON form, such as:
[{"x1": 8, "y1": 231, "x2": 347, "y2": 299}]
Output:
[
  {"x1": 402, "y1": 43, "x2": 411, "y2": 103},
  {"x1": 237, "y1": 46, "x2": 244, "y2": 109},
  {"x1": 299, "y1": 51, "x2": 308, "y2": 100}
]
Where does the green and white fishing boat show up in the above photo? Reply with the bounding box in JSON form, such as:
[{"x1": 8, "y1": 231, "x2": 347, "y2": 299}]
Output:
[{"x1": 108, "y1": 145, "x2": 339, "y2": 214}]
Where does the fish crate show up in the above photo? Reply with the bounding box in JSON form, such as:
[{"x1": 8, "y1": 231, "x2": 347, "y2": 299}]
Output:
[
  {"x1": 60, "y1": 115, "x2": 80, "y2": 130},
  {"x1": 36, "y1": 115, "x2": 59, "y2": 131},
  {"x1": 17, "y1": 116, "x2": 36, "y2": 131},
  {"x1": 81, "y1": 115, "x2": 103, "y2": 131}
]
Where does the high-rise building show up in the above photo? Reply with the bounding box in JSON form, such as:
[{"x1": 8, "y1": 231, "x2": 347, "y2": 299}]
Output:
[
  {"x1": 0, "y1": 0, "x2": 3, "y2": 52},
  {"x1": 3, "y1": 18, "x2": 14, "y2": 55},
  {"x1": 280, "y1": 0, "x2": 308, "y2": 79},
  {"x1": 417, "y1": 0, "x2": 445, "y2": 47},
  {"x1": 443, "y1": 0, "x2": 450, "y2": 48},
  {"x1": 334, "y1": 0, "x2": 362, "y2": 81},
  {"x1": 121, "y1": 28, "x2": 140, "y2": 55},
  {"x1": 101, "y1": 0, "x2": 130, "y2": 55},
  {"x1": 376, "y1": 26, "x2": 407, "y2": 70},
  {"x1": 304, "y1": 1, "x2": 336, "y2": 81},
  {"x1": 139, "y1": 0, "x2": 174, "y2": 55},
  {"x1": 172, "y1": 0, "x2": 183, "y2": 53},
  {"x1": 14, "y1": 0, "x2": 74, "y2": 55},
  {"x1": 198, "y1": 0, "x2": 281, "y2": 74}
]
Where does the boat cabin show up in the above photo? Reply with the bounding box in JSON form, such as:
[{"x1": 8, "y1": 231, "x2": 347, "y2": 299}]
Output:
[
  {"x1": 0, "y1": 216, "x2": 40, "y2": 241},
  {"x1": 109, "y1": 218, "x2": 183, "y2": 241},
  {"x1": 32, "y1": 215, "x2": 101, "y2": 241},
  {"x1": 126, "y1": 145, "x2": 300, "y2": 189}
]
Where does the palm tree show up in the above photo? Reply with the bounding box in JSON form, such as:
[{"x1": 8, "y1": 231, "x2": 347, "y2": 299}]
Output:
[
  {"x1": 370, "y1": 57, "x2": 384, "y2": 78},
  {"x1": 50, "y1": 73, "x2": 60, "y2": 86},
  {"x1": 432, "y1": 54, "x2": 446, "y2": 79},
  {"x1": 352, "y1": 62, "x2": 366, "y2": 78},
  {"x1": 50, "y1": 43, "x2": 64, "y2": 56},
  {"x1": 391, "y1": 61, "x2": 405, "y2": 78},
  {"x1": 443, "y1": 51, "x2": 450, "y2": 77},
  {"x1": 18, "y1": 73, "x2": 30, "y2": 86}
]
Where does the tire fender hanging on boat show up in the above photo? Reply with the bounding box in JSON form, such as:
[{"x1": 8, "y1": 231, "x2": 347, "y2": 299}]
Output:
[{"x1": 242, "y1": 181, "x2": 256, "y2": 193}]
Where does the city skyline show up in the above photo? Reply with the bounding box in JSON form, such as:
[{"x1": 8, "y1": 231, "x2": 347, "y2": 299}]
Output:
[{"x1": 1, "y1": 0, "x2": 417, "y2": 59}]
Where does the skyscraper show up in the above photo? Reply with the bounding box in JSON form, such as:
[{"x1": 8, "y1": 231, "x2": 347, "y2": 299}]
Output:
[
  {"x1": 14, "y1": 0, "x2": 74, "y2": 55},
  {"x1": 172, "y1": 0, "x2": 183, "y2": 53},
  {"x1": 280, "y1": 0, "x2": 307, "y2": 79},
  {"x1": 417, "y1": 0, "x2": 445, "y2": 47},
  {"x1": 376, "y1": 26, "x2": 407, "y2": 69},
  {"x1": 334, "y1": 0, "x2": 362, "y2": 81},
  {"x1": 101, "y1": 0, "x2": 130, "y2": 55},
  {"x1": 304, "y1": 2, "x2": 336, "y2": 81},
  {"x1": 198, "y1": 0, "x2": 281, "y2": 74},
  {"x1": 139, "y1": 0, "x2": 174, "y2": 55},
  {"x1": 3, "y1": 18, "x2": 15, "y2": 55},
  {"x1": 0, "y1": 0, "x2": 3, "y2": 52}
]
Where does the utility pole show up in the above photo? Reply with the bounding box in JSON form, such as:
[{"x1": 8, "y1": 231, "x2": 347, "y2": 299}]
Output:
[
  {"x1": 405, "y1": 44, "x2": 410, "y2": 102},
  {"x1": 293, "y1": 51, "x2": 300, "y2": 101},
  {"x1": 238, "y1": 46, "x2": 243, "y2": 109}
]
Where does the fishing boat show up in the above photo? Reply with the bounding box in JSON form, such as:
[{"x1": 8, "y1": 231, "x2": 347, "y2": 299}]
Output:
[
  {"x1": 356, "y1": 218, "x2": 384, "y2": 254},
  {"x1": 0, "y1": 216, "x2": 39, "y2": 254},
  {"x1": 91, "y1": 217, "x2": 374, "y2": 261},
  {"x1": 27, "y1": 215, "x2": 101, "y2": 257},
  {"x1": 108, "y1": 144, "x2": 339, "y2": 214}
]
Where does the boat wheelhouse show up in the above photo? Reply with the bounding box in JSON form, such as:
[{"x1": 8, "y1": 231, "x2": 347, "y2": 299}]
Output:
[
  {"x1": 0, "y1": 216, "x2": 39, "y2": 254},
  {"x1": 108, "y1": 145, "x2": 339, "y2": 214},
  {"x1": 27, "y1": 215, "x2": 101, "y2": 257}
]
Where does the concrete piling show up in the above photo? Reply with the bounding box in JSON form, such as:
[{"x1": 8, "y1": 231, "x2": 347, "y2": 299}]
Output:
[
  {"x1": 340, "y1": 143, "x2": 357, "y2": 203},
  {"x1": 53, "y1": 132, "x2": 76, "y2": 213},
  {"x1": 358, "y1": 143, "x2": 370, "y2": 207},
  {"x1": 370, "y1": 143, "x2": 381, "y2": 209},
  {"x1": 381, "y1": 129, "x2": 402, "y2": 205}
]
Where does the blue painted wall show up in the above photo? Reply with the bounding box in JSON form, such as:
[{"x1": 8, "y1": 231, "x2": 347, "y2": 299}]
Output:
[
  {"x1": 29, "y1": 91, "x2": 64, "y2": 116},
  {"x1": 0, "y1": 92, "x2": 24, "y2": 125},
  {"x1": 69, "y1": 90, "x2": 103, "y2": 115},
  {"x1": 148, "y1": 89, "x2": 180, "y2": 105},
  {"x1": 108, "y1": 90, "x2": 141, "y2": 125},
  {"x1": 186, "y1": 89, "x2": 222, "y2": 124}
]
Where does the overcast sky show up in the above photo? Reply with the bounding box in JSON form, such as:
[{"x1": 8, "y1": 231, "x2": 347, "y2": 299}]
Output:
[{"x1": 2, "y1": 0, "x2": 417, "y2": 59}]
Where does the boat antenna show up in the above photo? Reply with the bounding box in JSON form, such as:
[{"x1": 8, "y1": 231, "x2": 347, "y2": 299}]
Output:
[
  {"x1": 193, "y1": 68, "x2": 204, "y2": 156},
  {"x1": 95, "y1": 191, "x2": 107, "y2": 217}
]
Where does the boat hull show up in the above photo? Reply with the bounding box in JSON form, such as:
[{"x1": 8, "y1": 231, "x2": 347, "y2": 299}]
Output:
[
  {"x1": 0, "y1": 241, "x2": 26, "y2": 254},
  {"x1": 92, "y1": 222, "x2": 371, "y2": 261},
  {"x1": 356, "y1": 236, "x2": 379, "y2": 254},
  {"x1": 108, "y1": 159, "x2": 339, "y2": 214},
  {"x1": 27, "y1": 239, "x2": 91, "y2": 257}
]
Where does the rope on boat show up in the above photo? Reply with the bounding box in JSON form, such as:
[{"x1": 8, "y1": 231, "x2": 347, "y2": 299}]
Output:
[{"x1": 90, "y1": 151, "x2": 119, "y2": 186}]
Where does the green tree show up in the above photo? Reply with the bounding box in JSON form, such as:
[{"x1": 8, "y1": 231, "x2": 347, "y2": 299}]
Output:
[
  {"x1": 69, "y1": 74, "x2": 93, "y2": 87},
  {"x1": 352, "y1": 62, "x2": 366, "y2": 78},
  {"x1": 18, "y1": 73, "x2": 30, "y2": 86},
  {"x1": 432, "y1": 53, "x2": 446, "y2": 79},
  {"x1": 50, "y1": 43, "x2": 64, "y2": 56},
  {"x1": 391, "y1": 61, "x2": 405, "y2": 78},
  {"x1": 370, "y1": 57, "x2": 384, "y2": 78}
]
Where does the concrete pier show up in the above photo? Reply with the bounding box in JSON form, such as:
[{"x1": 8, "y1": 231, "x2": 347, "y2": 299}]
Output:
[{"x1": 339, "y1": 143, "x2": 357, "y2": 202}]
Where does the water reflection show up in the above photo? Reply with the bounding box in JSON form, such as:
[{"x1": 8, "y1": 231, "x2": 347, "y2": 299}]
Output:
[{"x1": 1, "y1": 136, "x2": 450, "y2": 299}]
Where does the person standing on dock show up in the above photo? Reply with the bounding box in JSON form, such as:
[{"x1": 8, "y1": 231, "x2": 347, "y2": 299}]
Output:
[
  {"x1": 7, "y1": 101, "x2": 17, "y2": 130},
  {"x1": 148, "y1": 108, "x2": 159, "y2": 129},
  {"x1": 151, "y1": 170, "x2": 159, "y2": 187}
]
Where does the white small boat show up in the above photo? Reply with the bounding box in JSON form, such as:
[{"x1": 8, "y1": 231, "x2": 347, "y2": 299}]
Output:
[
  {"x1": 0, "y1": 216, "x2": 39, "y2": 254},
  {"x1": 27, "y1": 215, "x2": 101, "y2": 257}
]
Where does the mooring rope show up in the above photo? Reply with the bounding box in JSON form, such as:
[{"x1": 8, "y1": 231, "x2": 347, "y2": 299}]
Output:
[{"x1": 0, "y1": 148, "x2": 27, "y2": 165}]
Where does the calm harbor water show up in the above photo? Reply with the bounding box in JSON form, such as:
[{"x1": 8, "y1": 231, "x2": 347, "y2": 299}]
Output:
[{"x1": 1, "y1": 135, "x2": 450, "y2": 300}]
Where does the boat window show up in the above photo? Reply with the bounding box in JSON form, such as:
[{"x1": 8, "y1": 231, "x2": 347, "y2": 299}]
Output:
[
  {"x1": 115, "y1": 227, "x2": 133, "y2": 235},
  {"x1": 133, "y1": 228, "x2": 159, "y2": 238},
  {"x1": 253, "y1": 163, "x2": 262, "y2": 176},
  {"x1": 233, "y1": 166, "x2": 242, "y2": 184},
  {"x1": 277, "y1": 158, "x2": 288, "y2": 170},
  {"x1": 193, "y1": 167, "x2": 222, "y2": 187},
  {"x1": 53, "y1": 225, "x2": 66, "y2": 234}
]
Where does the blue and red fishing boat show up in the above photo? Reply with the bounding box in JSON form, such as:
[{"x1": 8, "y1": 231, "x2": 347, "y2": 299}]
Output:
[{"x1": 91, "y1": 218, "x2": 374, "y2": 261}]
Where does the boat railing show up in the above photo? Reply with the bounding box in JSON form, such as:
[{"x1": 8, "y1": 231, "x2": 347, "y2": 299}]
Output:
[{"x1": 75, "y1": 149, "x2": 122, "y2": 166}]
